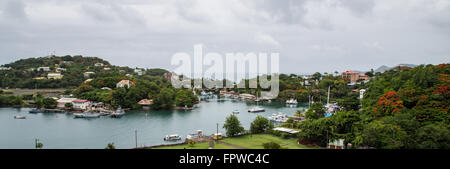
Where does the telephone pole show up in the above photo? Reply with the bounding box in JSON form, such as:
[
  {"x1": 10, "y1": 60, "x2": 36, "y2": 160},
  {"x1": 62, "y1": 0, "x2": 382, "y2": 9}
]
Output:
[
  {"x1": 216, "y1": 123, "x2": 218, "y2": 143},
  {"x1": 135, "y1": 129, "x2": 138, "y2": 148}
]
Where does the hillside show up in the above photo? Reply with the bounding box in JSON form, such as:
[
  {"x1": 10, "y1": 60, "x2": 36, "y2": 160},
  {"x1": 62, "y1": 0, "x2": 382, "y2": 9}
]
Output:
[{"x1": 0, "y1": 55, "x2": 169, "y2": 89}]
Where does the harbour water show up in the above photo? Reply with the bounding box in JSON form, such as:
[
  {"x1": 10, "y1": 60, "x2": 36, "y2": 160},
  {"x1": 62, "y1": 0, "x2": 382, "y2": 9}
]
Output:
[{"x1": 0, "y1": 98, "x2": 307, "y2": 149}]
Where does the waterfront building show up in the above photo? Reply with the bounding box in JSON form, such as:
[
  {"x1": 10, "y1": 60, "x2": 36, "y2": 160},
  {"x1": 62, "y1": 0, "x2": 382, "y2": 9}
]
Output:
[
  {"x1": 56, "y1": 98, "x2": 77, "y2": 108},
  {"x1": 72, "y1": 99, "x2": 90, "y2": 110}
]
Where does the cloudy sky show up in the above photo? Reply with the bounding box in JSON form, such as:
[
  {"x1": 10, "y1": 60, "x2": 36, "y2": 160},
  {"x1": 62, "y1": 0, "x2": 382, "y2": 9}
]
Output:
[{"x1": 0, "y1": 0, "x2": 449, "y2": 74}]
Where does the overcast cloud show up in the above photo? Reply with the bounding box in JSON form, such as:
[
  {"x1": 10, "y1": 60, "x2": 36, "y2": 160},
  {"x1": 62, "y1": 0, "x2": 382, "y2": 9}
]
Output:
[{"x1": 0, "y1": 0, "x2": 449, "y2": 74}]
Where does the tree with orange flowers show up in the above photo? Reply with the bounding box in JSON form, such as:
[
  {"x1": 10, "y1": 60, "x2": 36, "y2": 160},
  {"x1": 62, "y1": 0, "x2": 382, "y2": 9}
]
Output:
[{"x1": 373, "y1": 91, "x2": 405, "y2": 117}]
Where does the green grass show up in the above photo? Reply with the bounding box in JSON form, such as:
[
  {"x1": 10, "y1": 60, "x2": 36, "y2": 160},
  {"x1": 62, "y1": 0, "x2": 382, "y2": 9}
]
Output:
[
  {"x1": 152, "y1": 142, "x2": 236, "y2": 149},
  {"x1": 152, "y1": 134, "x2": 319, "y2": 149},
  {"x1": 220, "y1": 134, "x2": 318, "y2": 149}
]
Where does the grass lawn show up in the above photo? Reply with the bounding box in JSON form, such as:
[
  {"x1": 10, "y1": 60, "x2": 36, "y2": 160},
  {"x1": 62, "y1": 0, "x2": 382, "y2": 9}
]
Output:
[
  {"x1": 152, "y1": 142, "x2": 236, "y2": 149},
  {"x1": 220, "y1": 134, "x2": 318, "y2": 149}
]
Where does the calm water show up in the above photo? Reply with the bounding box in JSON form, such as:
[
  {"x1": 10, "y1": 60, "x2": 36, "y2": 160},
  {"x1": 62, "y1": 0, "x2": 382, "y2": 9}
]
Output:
[{"x1": 0, "y1": 98, "x2": 307, "y2": 149}]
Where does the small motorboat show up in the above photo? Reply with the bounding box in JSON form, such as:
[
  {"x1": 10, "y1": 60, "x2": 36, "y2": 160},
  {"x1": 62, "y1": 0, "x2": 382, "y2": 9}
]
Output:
[
  {"x1": 164, "y1": 134, "x2": 182, "y2": 141},
  {"x1": 74, "y1": 111, "x2": 100, "y2": 118},
  {"x1": 73, "y1": 113, "x2": 85, "y2": 118},
  {"x1": 110, "y1": 107, "x2": 125, "y2": 118},
  {"x1": 231, "y1": 110, "x2": 240, "y2": 115},
  {"x1": 248, "y1": 107, "x2": 265, "y2": 113},
  {"x1": 29, "y1": 108, "x2": 43, "y2": 113},
  {"x1": 268, "y1": 112, "x2": 288, "y2": 123},
  {"x1": 14, "y1": 115, "x2": 26, "y2": 119}
]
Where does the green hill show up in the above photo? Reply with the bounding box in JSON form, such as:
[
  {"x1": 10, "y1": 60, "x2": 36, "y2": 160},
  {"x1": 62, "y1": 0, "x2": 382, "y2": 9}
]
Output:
[{"x1": 0, "y1": 55, "x2": 169, "y2": 89}]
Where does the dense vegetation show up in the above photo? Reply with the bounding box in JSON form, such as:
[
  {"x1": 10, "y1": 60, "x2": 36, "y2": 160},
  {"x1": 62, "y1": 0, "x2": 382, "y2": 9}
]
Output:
[
  {"x1": 0, "y1": 55, "x2": 200, "y2": 109},
  {"x1": 285, "y1": 64, "x2": 449, "y2": 149}
]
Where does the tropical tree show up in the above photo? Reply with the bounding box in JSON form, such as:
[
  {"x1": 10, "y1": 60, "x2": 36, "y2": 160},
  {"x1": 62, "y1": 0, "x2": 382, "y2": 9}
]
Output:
[
  {"x1": 250, "y1": 116, "x2": 273, "y2": 134},
  {"x1": 223, "y1": 115, "x2": 245, "y2": 137},
  {"x1": 305, "y1": 102, "x2": 326, "y2": 120}
]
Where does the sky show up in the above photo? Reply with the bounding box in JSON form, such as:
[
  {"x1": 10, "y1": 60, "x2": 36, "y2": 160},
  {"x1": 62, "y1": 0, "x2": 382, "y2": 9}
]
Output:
[{"x1": 0, "y1": 0, "x2": 449, "y2": 75}]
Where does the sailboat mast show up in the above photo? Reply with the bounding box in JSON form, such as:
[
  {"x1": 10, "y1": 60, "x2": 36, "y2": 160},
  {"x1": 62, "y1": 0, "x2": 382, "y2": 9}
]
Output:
[{"x1": 327, "y1": 85, "x2": 330, "y2": 105}]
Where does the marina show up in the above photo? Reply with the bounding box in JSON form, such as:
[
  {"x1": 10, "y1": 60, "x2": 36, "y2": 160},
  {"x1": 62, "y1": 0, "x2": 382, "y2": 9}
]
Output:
[{"x1": 0, "y1": 98, "x2": 306, "y2": 149}]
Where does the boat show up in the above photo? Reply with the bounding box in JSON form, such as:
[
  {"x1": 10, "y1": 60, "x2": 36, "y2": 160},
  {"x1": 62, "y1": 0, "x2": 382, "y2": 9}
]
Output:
[
  {"x1": 73, "y1": 113, "x2": 85, "y2": 118},
  {"x1": 286, "y1": 99, "x2": 298, "y2": 104},
  {"x1": 231, "y1": 110, "x2": 239, "y2": 114},
  {"x1": 268, "y1": 112, "x2": 288, "y2": 123},
  {"x1": 84, "y1": 112, "x2": 100, "y2": 118},
  {"x1": 164, "y1": 134, "x2": 182, "y2": 141},
  {"x1": 248, "y1": 107, "x2": 265, "y2": 113},
  {"x1": 74, "y1": 111, "x2": 100, "y2": 118},
  {"x1": 14, "y1": 115, "x2": 26, "y2": 119},
  {"x1": 29, "y1": 108, "x2": 43, "y2": 113},
  {"x1": 110, "y1": 107, "x2": 125, "y2": 118}
]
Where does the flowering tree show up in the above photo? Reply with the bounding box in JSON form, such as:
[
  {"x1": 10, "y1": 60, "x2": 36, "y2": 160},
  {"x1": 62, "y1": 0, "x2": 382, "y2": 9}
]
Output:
[{"x1": 373, "y1": 91, "x2": 405, "y2": 117}]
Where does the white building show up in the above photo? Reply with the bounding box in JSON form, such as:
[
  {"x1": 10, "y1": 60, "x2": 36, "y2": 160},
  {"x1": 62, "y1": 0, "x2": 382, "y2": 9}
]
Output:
[
  {"x1": 0, "y1": 67, "x2": 12, "y2": 70},
  {"x1": 56, "y1": 68, "x2": 67, "y2": 72},
  {"x1": 359, "y1": 89, "x2": 366, "y2": 99},
  {"x1": 38, "y1": 67, "x2": 51, "y2": 72},
  {"x1": 84, "y1": 72, "x2": 95, "y2": 78},
  {"x1": 56, "y1": 98, "x2": 77, "y2": 108},
  {"x1": 95, "y1": 63, "x2": 104, "y2": 67},
  {"x1": 72, "y1": 99, "x2": 90, "y2": 110},
  {"x1": 47, "y1": 73, "x2": 63, "y2": 79},
  {"x1": 134, "y1": 68, "x2": 144, "y2": 75}
]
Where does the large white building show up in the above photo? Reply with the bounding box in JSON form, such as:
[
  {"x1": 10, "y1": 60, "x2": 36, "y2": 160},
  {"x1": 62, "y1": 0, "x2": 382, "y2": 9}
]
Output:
[
  {"x1": 47, "y1": 73, "x2": 63, "y2": 79},
  {"x1": 72, "y1": 99, "x2": 90, "y2": 110},
  {"x1": 56, "y1": 98, "x2": 77, "y2": 108}
]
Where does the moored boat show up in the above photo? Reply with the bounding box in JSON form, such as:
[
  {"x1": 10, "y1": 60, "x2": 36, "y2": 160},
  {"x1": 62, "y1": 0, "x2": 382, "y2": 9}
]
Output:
[
  {"x1": 14, "y1": 115, "x2": 26, "y2": 119},
  {"x1": 268, "y1": 112, "x2": 288, "y2": 123},
  {"x1": 164, "y1": 134, "x2": 182, "y2": 141},
  {"x1": 29, "y1": 108, "x2": 43, "y2": 113},
  {"x1": 248, "y1": 107, "x2": 265, "y2": 113},
  {"x1": 231, "y1": 110, "x2": 240, "y2": 115},
  {"x1": 110, "y1": 107, "x2": 125, "y2": 118}
]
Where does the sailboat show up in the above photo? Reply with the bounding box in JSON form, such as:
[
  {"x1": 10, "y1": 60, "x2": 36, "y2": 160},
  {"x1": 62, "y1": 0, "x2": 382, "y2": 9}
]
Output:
[{"x1": 324, "y1": 86, "x2": 334, "y2": 117}]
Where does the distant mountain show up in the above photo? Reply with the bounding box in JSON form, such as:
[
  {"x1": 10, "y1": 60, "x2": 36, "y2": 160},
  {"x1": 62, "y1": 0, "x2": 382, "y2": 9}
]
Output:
[
  {"x1": 374, "y1": 64, "x2": 418, "y2": 73},
  {"x1": 374, "y1": 65, "x2": 391, "y2": 73}
]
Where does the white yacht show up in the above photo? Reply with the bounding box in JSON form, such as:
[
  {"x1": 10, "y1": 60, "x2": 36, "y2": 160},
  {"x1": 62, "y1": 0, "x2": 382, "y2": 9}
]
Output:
[
  {"x1": 269, "y1": 112, "x2": 288, "y2": 123},
  {"x1": 248, "y1": 107, "x2": 265, "y2": 113},
  {"x1": 164, "y1": 134, "x2": 182, "y2": 141},
  {"x1": 14, "y1": 115, "x2": 26, "y2": 119}
]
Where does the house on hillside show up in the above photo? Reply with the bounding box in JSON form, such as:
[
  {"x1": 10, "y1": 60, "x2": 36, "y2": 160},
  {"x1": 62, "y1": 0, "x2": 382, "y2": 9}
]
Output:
[
  {"x1": 47, "y1": 73, "x2": 63, "y2": 79},
  {"x1": 95, "y1": 63, "x2": 104, "y2": 67},
  {"x1": 116, "y1": 80, "x2": 136, "y2": 88},
  {"x1": 84, "y1": 72, "x2": 95, "y2": 78},
  {"x1": 134, "y1": 68, "x2": 145, "y2": 76},
  {"x1": 0, "y1": 67, "x2": 12, "y2": 70},
  {"x1": 138, "y1": 99, "x2": 153, "y2": 110},
  {"x1": 342, "y1": 71, "x2": 370, "y2": 83},
  {"x1": 56, "y1": 68, "x2": 67, "y2": 72},
  {"x1": 38, "y1": 67, "x2": 51, "y2": 72}
]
